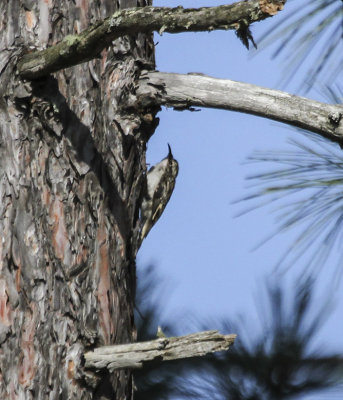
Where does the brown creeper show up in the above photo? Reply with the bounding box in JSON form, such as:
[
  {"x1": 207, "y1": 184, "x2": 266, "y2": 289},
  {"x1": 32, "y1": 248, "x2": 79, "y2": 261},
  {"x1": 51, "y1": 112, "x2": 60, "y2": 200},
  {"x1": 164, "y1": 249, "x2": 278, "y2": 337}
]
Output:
[{"x1": 140, "y1": 145, "x2": 179, "y2": 241}]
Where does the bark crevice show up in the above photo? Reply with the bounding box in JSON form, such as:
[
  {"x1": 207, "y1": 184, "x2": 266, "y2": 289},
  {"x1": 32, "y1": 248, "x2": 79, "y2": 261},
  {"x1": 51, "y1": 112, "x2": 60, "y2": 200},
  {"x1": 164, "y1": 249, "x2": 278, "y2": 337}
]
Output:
[{"x1": 0, "y1": 1, "x2": 155, "y2": 398}]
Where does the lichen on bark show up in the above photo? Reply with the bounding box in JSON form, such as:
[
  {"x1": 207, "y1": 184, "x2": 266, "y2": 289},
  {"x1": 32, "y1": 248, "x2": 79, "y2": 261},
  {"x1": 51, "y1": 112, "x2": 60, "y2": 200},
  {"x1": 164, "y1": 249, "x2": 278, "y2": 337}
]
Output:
[
  {"x1": 17, "y1": 0, "x2": 286, "y2": 79},
  {"x1": 0, "y1": 0, "x2": 155, "y2": 399}
]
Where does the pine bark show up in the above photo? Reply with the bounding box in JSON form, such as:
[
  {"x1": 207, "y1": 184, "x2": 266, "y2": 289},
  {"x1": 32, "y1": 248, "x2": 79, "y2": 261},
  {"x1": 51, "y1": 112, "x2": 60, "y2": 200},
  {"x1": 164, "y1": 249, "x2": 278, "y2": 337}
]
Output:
[{"x1": 0, "y1": 1, "x2": 156, "y2": 399}]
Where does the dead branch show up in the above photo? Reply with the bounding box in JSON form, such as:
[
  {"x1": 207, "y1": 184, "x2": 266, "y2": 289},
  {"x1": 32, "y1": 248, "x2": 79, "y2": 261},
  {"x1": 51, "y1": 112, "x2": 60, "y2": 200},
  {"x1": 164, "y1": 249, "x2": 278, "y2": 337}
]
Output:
[
  {"x1": 136, "y1": 71, "x2": 343, "y2": 145},
  {"x1": 17, "y1": 0, "x2": 286, "y2": 79},
  {"x1": 84, "y1": 330, "x2": 236, "y2": 372}
]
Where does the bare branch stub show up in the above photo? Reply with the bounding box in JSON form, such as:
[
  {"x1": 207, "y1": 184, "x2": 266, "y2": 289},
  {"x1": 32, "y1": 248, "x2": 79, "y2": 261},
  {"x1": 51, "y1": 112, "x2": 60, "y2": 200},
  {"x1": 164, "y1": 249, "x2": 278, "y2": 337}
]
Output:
[{"x1": 84, "y1": 330, "x2": 236, "y2": 372}]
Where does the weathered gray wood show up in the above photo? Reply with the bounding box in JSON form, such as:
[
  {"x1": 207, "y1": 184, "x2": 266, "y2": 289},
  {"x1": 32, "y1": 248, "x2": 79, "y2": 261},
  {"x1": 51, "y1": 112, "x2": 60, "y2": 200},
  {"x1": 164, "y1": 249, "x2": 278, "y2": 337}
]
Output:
[
  {"x1": 17, "y1": 0, "x2": 286, "y2": 79},
  {"x1": 136, "y1": 71, "x2": 343, "y2": 145},
  {"x1": 84, "y1": 331, "x2": 236, "y2": 372}
]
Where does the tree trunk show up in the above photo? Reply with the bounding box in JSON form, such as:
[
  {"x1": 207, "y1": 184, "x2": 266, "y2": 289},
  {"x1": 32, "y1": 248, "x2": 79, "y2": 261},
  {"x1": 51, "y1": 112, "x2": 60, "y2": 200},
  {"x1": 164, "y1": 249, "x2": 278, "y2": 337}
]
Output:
[{"x1": 0, "y1": 1, "x2": 156, "y2": 398}]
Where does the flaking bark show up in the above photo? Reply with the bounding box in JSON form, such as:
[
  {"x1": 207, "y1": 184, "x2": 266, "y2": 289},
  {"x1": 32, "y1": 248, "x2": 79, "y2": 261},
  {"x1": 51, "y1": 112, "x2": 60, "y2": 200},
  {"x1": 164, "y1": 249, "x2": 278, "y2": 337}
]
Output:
[
  {"x1": 0, "y1": 0, "x2": 287, "y2": 398},
  {"x1": 17, "y1": 0, "x2": 286, "y2": 79},
  {"x1": 0, "y1": 1, "x2": 155, "y2": 399}
]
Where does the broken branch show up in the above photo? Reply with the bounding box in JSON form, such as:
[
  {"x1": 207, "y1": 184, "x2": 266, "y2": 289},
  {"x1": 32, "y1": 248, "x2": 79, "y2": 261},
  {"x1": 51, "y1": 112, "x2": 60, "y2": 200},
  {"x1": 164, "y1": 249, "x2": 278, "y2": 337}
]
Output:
[{"x1": 84, "y1": 330, "x2": 236, "y2": 371}]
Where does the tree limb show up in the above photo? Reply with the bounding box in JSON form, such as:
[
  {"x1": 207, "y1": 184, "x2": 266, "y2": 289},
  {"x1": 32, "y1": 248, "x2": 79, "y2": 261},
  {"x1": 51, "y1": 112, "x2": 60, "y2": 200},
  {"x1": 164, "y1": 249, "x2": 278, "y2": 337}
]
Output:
[
  {"x1": 136, "y1": 71, "x2": 343, "y2": 145},
  {"x1": 17, "y1": 0, "x2": 286, "y2": 79},
  {"x1": 84, "y1": 330, "x2": 236, "y2": 372}
]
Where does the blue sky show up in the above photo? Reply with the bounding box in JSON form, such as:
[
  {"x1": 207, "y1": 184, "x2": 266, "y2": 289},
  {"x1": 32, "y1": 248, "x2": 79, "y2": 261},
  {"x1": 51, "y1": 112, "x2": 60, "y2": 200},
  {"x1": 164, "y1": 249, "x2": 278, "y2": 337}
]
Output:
[{"x1": 138, "y1": 1, "x2": 343, "y2": 397}]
